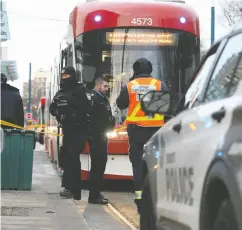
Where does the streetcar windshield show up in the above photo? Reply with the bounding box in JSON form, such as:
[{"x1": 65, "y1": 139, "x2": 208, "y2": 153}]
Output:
[{"x1": 75, "y1": 28, "x2": 200, "y2": 122}]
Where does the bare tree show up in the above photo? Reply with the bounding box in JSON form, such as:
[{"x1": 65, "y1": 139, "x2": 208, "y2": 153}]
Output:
[{"x1": 219, "y1": 0, "x2": 241, "y2": 27}]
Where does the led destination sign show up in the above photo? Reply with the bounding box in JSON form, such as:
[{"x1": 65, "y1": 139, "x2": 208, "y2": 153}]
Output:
[{"x1": 106, "y1": 32, "x2": 176, "y2": 46}]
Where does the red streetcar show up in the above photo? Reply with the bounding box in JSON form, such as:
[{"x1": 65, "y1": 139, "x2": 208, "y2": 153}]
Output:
[{"x1": 45, "y1": 0, "x2": 200, "y2": 180}]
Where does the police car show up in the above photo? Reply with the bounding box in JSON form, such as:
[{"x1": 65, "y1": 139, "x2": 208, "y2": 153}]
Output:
[{"x1": 140, "y1": 20, "x2": 242, "y2": 230}]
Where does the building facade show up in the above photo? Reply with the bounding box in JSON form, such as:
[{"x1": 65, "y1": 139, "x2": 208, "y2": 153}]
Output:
[
  {"x1": 22, "y1": 69, "x2": 49, "y2": 119},
  {"x1": 0, "y1": 0, "x2": 18, "y2": 81}
]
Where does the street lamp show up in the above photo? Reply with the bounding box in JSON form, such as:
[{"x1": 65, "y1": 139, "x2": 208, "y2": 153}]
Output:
[
  {"x1": 211, "y1": 0, "x2": 215, "y2": 46},
  {"x1": 27, "y1": 63, "x2": 32, "y2": 113}
]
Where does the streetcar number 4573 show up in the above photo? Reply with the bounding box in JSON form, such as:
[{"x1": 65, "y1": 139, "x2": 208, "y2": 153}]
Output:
[{"x1": 131, "y1": 17, "x2": 153, "y2": 26}]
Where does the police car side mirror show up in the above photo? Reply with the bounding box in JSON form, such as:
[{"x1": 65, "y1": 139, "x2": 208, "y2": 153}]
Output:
[{"x1": 140, "y1": 90, "x2": 171, "y2": 115}]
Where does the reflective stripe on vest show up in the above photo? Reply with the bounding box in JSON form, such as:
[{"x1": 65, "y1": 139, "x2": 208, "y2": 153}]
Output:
[{"x1": 125, "y1": 78, "x2": 164, "y2": 127}]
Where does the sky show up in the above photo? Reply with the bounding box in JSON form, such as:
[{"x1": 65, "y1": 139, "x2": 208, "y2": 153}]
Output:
[{"x1": 3, "y1": 0, "x2": 235, "y2": 92}]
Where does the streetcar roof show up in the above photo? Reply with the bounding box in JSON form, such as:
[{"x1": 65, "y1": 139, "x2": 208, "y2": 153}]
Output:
[{"x1": 69, "y1": 0, "x2": 199, "y2": 37}]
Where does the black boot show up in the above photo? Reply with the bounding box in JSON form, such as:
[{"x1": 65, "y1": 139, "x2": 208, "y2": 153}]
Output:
[
  {"x1": 134, "y1": 199, "x2": 141, "y2": 214},
  {"x1": 60, "y1": 188, "x2": 73, "y2": 198},
  {"x1": 100, "y1": 194, "x2": 108, "y2": 201},
  {"x1": 72, "y1": 192, "x2": 81, "y2": 200},
  {"x1": 88, "y1": 195, "x2": 108, "y2": 205}
]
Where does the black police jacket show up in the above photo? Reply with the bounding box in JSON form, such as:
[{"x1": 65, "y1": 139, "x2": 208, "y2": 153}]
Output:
[
  {"x1": 50, "y1": 83, "x2": 92, "y2": 131},
  {"x1": 90, "y1": 90, "x2": 115, "y2": 136},
  {"x1": 1, "y1": 83, "x2": 24, "y2": 128}
]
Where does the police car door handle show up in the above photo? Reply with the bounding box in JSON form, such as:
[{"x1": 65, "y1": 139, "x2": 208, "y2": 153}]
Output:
[
  {"x1": 172, "y1": 122, "x2": 182, "y2": 133},
  {"x1": 211, "y1": 107, "x2": 226, "y2": 123}
]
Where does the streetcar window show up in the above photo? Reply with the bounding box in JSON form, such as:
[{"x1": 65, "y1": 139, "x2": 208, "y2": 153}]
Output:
[{"x1": 75, "y1": 28, "x2": 199, "y2": 118}]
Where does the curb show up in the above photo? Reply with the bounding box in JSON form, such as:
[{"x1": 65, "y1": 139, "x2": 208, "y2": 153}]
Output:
[{"x1": 107, "y1": 202, "x2": 139, "y2": 230}]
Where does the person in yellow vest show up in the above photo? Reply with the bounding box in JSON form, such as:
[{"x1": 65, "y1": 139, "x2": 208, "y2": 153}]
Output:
[{"x1": 116, "y1": 58, "x2": 169, "y2": 213}]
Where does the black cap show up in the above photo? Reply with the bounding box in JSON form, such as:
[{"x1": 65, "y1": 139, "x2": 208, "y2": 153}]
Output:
[
  {"x1": 1, "y1": 73, "x2": 7, "y2": 84},
  {"x1": 61, "y1": 66, "x2": 76, "y2": 79},
  {"x1": 133, "y1": 58, "x2": 152, "y2": 76}
]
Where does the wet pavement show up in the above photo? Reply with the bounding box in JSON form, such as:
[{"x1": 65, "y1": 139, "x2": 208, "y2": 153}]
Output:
[{"x1": 1, "y1": 144, "x2": 134, "y2": 230}]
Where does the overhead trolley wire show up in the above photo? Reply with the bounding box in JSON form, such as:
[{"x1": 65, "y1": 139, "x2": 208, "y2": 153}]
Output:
[{"x1": 8, "y1": 12, "x2": 68, "y2": 22}]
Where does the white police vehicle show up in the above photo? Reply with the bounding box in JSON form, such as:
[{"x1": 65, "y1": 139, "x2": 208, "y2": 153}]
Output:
[{"x1": 140, "y1": 20, "x2": 242, "y2": 230}]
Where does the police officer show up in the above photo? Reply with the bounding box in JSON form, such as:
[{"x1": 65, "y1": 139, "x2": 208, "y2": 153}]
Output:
[
  {"x1": 116, "y1": 58, "x2": 169, "y2": 213},
  {"x1": 49, "y1": 66, "x2": 91, "y2": 200},
  {"x1": 1, "y1": 73, "x2": 24, "y2": 129},
  {"x1": 88, "y1": 76, "x2": 115, "y2": 205}
]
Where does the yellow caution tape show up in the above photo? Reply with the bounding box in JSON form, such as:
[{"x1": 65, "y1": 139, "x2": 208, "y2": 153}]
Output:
[
  {"x1": 0, "y1": 120, "x2": 63, "y2": 137},
  {"x1": 114, "y1": 126, "x2": 127, "y2": 132},
  {"x1": 0, "y1": 120, "x2": 127, "y2": 137},
  {"x1": 27, "y1": 124, "x2": 45, "y2": 128}
]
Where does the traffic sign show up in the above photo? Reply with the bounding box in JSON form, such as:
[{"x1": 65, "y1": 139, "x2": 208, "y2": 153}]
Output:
[{"x1": 26, "y1": 112, "x2": 32, "y2": 120}]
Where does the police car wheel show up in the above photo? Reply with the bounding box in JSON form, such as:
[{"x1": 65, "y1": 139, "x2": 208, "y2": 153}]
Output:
[
  {"x1": 213, "y1": 199, "x2": 238, "y2": 230},
  {"x1": 140, "y1": 175, "x2": 157, "y2": 230}
]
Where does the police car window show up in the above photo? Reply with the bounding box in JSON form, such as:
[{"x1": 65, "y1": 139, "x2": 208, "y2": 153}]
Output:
[
  {"x1": 204, "y1": 34, "x2": 242, "y2": 102},
  {"x1": 229, "y1": 54, "x2": 242, "y2": 94},
  {"x1": 185, "y1": 53, "x2": 216, "y2": 108}
]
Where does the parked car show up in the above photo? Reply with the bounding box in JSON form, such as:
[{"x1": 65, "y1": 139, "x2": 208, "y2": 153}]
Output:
[{"x1": 140, "y1": 20, "x2": 242, "y2": 230}]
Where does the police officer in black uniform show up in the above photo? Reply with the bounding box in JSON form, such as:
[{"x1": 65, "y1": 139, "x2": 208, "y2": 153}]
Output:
[
  {"x1": 88, "y1": 76, "x2": 115, "y2": 205},
  {"x1": 1, "y1": 73, "x2": 24, "y2": 128},
  {"x1": 49, "y1": 66, "x2": 91, "y2": 200}
]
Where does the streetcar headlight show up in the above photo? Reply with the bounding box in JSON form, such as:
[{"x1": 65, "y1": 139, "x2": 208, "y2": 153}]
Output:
[
  {"x1": 106, "y1": 131, "x2": 128, "y2": 138},
  {"x1": 118, "y1": 131, "x2": 127, "y2": 135},
  {"x1": 106, "y1": 131, "x2": 118, "y2": 138}
]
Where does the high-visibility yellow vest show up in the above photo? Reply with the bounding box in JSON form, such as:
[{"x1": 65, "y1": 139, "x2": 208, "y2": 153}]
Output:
[{"x1": 124, "y1": 77, "x2": 164, "y2": 127}]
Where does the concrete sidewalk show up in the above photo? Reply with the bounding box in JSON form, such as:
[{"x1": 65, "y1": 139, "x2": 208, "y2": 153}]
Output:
[{"x1": 1, "y1": 144, "x2": 131, "y2": 230}]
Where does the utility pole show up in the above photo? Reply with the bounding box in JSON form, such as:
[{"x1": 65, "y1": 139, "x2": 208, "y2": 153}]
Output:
[
  {"x1": 27, "y1": 63, "x2": 32, "y2": 113},
  {"x1": 211, "y1": 0, "x2": 215, "y2": 46}
]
